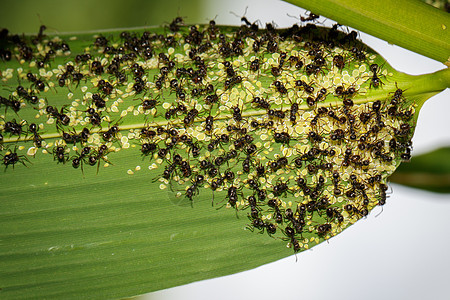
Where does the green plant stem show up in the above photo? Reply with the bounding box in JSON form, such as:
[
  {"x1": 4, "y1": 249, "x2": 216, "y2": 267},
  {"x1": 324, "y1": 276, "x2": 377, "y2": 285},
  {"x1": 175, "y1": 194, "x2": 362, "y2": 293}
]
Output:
[
  {"x1": 411, "y1": 68, "x2": 450, "y2": 92},
  {"x1": 283, "y1": 0, "x2": 450, "y2": 64},
  {"x1": 398, "y1": 68, "x2": 450, "y2": 111}
]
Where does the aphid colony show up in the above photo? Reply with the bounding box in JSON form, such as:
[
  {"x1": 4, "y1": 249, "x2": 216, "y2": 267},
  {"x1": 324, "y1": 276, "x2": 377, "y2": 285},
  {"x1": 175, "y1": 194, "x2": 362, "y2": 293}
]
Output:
[{"x1": 0, "y1": 17, "x2": 415, "y2": 252}]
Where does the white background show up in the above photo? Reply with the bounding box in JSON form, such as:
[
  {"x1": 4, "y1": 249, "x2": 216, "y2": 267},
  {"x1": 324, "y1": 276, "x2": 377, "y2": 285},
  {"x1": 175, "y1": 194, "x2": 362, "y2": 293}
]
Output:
[{"x1": 143, "y1": 1, "x2": 450, "y2": 299}]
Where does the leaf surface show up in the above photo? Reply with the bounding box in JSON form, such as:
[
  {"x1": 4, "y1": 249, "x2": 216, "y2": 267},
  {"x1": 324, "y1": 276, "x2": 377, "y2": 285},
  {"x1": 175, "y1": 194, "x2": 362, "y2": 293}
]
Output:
[{"x1": 0, "y1": 23, "x2": 448, "y2": 298}]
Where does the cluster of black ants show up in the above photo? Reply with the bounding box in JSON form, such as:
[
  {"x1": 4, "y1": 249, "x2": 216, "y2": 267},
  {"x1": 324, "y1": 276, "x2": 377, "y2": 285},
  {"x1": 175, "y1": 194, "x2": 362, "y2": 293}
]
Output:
[{"x1": 0, "y1": 14, "x2": 415, "y2": 252}]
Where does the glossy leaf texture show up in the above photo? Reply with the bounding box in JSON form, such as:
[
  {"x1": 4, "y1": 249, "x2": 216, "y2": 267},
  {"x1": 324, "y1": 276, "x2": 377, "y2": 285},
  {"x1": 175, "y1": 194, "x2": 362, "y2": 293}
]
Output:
[{"x1": 0, "y1": 22, "x2": 448, "y2": 298}]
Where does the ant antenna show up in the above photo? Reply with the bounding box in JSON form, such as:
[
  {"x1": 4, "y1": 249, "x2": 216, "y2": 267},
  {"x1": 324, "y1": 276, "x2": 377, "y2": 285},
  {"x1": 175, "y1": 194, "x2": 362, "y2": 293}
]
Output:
[
  {"x1": 286, "y1": 13, "x2": 300, "y2": 21},
  {"x1": 229, "y1": 6, "x2": 249, "y2": 19},
  {"x1": 375, "y1": 206, "x2": 384, "y2": 218}
]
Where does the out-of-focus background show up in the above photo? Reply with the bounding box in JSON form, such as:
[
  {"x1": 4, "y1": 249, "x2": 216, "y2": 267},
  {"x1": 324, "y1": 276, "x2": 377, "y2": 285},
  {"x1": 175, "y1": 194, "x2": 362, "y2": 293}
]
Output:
[{"x1": 2, "y1": 1, "x2": 449, "y2": 299}]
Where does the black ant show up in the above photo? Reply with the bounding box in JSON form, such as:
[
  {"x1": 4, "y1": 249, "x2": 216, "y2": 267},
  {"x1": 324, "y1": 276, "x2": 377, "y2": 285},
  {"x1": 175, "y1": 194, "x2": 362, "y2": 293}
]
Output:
[
  {"x1": 205, "y1": 92, "x2": 219, "y2": 105},
  {"x1": 245, "y1": 194, "x2": 260, "y2": 218},
  {"x1": 33, "y1": 25, "x2": 47, "y2": 43},
  {"x1": 378, "y1": 183, "x2": 389, "y2": 206},
  {"x1": 214, "y1": 149, "x2": 238, "y2": 167},
  {"x1": 131, "y1": 62, "x2": 145, "y2": 78},
  {"x1": 141, "y1": 142, "x2": 158, "y2": 156},
  {"x1": 247, "y1": 215, "x2": 264, "y2": 232},
  {"x1": 0, "y1": 95, "x2": 21, "y2": 113},
  {"x1": 87, "y1": 144, "x2": 112, "y2": 173},
  {"x1": 296, "y1": 176, "x2": 311, "y2": 196},
  {"x1": 27, "y1": 123, "x2": 43, "y2": 148},
  {"x1": 35, "y1": 49, "x2": 56, "y2": 68},
  {"x1": 71, "y1": 146, "x2": 91, "y2": 172},
  {"x1": 273, "y1": 131, "x2": 291, "y2": 145},
  {"x1": 288, "y1": 55, "x2": 304, "y2": 69},
  {"x1": 350, "y1": 46, "x2": 367, "y2": 61},
  {"x1": 231, "y1": 105, "x2": 242, "y2": 122},
  {"x1": 97, "y1": 79, "x2": 114, "y2": 95},
  {"x1": 335, "y1": 85, "x2": 357, "y2": 98},
  {"x1": 230, "y1": 6, "x2": 259, "y2": 31},
  {"x1": 369, "y1": 63, "x2": 384, "y2": 88},
  {"x1": 308, "y1": 130, "x2": 323, "y2": 143},
  {"x1": 86, "y1": 107, "x2": 103, "y2": 127},
  {"x1": 91, "y1": 93, "x2": 106, "y2": 108},
  {"x1": 250, "y1": 119, "x2": 274, "y2": 129},
  {"x1": 272, "y1": 180, "x2": 290, "y2": 197},
  {"x1": 71, "y1": 71, "x2": 84, "y2": 87},
  {"x1": 300, "y1": 11, "x2": 320, "y2": 22},
  {"x1": 267, "y1": 108, "x2": 286, "y2": 120},
  {"x1": 102, "y1": 123, "x2": 120, "y2": 142},
  {"x1": 93, "y1": 35, "x2": 109, "y2": 48},
  {"x1": 326, "y1": 207, "x2": 344, "y2": 223},
  {"x1": 16, "y1": 86, "x2": 38, "y2": 104},
  {"x1": 183, "y1": 108, "x2": 199, "y2": 126},
  {"x1": 26, "y1": 72, "x2": 46, "y2": 91},
  {"x1": 314, "y1": 88, "x2": 328, "y2": 103},
  {"x1": 272, "y1": 80, "x2": 287, "y2": 94},
  {"x1": 325, "y1": 108, "x2": 346, "y2": 124},
  {"x1": 342, "y1": 148, "x2": 353, "y2": 167},
  {"x1": 390, "y1": 83, "x2": 406, "y2": 106},
  {"x1": 199, "y1": 157, "x2": 215, "y2": 173},
  {"x1": 330, "y1": 128, "x2": 345, "y2": 141},
  {"x1": 17, "y1": 43, "x2": 33, "y2": 61},
  {"x1": 62, "y1": 127, "x2": 90, "y2": 145},
  {"x1": 45, "y1": 105, "x2": 70, "y2": 130},
  {"x1": 316, "y1": 223, "x2": 332, "y2": 236},
  {"x1": 204, "y1": 115, "x2": 214, "y2": 132},
  {"x1": 207, "y1": 19, "x2": 219, "y2": 39},
  {"x1": 373, "y1": 150, "x2": 393, "y2": 163},
  {"x1": 160, "y1": 159, "x2": 179, "y2": 181},
  {"x1": 90, "y1": 60, "x2": 104, "y2": 75},
  {"x1": 139, "y1": 96, "x2": 158, "y2": 111},
  {"x1": 249, "y1": 58, "x2": 260, "y2": 72},
  {"x1": 1, "y1": 147, "x2": 30, "y2": 169},
  {"x1": 240, "y1": 16, "x2": 259, "y2": 31},
  {"x1": 52, "y1": 145, "x2": 69, "y2": 164},
  {"x1": 189, "y1": 142, "x2": 201, "y2": 158},
  {"x1": 75, "y1": 53, "x2": 92, "y2": 64},
  {"x1": 295, "y1": 80, "x2": 314, "y2": 94},
  {"x1": 289, "y1": 103, "x2": 299, "y2": 123},
  {"x1": 224, "y1": 75, "x2": 242, "y2": 90},
  {"x1": 269, "y1": 156, "x2": 289, "y2": 172},
  {"x1": 333, "y1": 54, "x2": 345, "y2": 69},
  {"x1": 226, "y1": 185, "x2": 241, "y2": 208},
  {"x1": 179, "y1": 160, "x2": 192, "y2": 178},
  {"x1": 222, "y1": 61, "x2": 236, "y2": 78},
  {"x1": 251, "y1": 96, "x2": 271, "y2": 110},
  {"x1": 3, "y1": 119, "x2": 24, "y2": 137},
  {"x1": 305, "y1": 62, "x2": 324, "y2": 76},
  {"x1": 331, "y1": 171, "x2": 342, "y2": 195},
  {"x1": 341, "y1": 30, "x2": 359, "y2": 44},
  {"x1": 133, "y1": 77, "x2": 147, "y2": 94},
  {"x1": 57, "y1": 64, "x2": 75, "y2": 87},
  {"x1": 185, "y1": 174, "x2": 204, "y2": 203}
]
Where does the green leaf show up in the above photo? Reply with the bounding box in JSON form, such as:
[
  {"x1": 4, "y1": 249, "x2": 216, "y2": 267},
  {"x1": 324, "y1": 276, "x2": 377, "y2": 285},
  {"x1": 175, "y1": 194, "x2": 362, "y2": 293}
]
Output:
[
  {"x1": 283, "y1": 0, "x2": 450, "y2": 64},
  {"x1": 390, "y1": 147, "x2": 450, "y2": 193},
  {"x1": 0, "y1": 22, "x2": 448, "y2": 299},
  {"x1": 0, "y1": 149, "x2": 290, "y2": 298}
]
